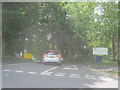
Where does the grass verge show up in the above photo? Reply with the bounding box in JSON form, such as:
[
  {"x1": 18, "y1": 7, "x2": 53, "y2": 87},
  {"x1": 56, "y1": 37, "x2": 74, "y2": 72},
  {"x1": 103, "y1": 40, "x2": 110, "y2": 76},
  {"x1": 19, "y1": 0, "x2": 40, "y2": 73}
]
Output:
[
  {"x1": 2, "y1": 55, "x2": 14, "y2": 60},
  {"x1": 86, "y1": 60, "x2": 118, "y2": 66}
]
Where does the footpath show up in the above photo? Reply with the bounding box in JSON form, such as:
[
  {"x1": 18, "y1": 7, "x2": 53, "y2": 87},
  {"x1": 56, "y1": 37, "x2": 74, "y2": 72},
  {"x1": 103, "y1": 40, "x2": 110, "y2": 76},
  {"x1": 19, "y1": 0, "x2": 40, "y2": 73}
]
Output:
[
  {"x1": 2, "y1": 58, "x2": 33, "y2": 65},
  {"x1": 84, "y1": 63, "x2": 119, "y2": 77}
]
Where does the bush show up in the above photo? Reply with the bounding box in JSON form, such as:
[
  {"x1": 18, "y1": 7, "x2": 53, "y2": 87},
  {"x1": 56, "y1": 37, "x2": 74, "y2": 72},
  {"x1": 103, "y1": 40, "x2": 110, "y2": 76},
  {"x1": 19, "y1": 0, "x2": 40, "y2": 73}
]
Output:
[{"x1": 2, "y1": 55, "x2": 14, "y2": 60}]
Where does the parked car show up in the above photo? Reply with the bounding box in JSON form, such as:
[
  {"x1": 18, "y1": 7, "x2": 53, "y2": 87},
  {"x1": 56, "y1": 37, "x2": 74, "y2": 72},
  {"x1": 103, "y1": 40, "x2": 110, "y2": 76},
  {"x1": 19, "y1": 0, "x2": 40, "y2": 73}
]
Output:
[{"x1": 42, "y1": 50, "x2": 63, "y2": 65}]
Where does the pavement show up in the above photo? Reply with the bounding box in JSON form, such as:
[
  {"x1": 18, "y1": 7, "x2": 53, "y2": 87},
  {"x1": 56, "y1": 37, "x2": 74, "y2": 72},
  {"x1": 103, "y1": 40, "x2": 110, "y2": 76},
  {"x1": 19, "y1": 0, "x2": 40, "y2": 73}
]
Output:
[
  {"x1": 2, "y1": 58, "x2": 34, "y2": 65},
  {"x1": 84, "y1": 63, "x2": 119, "y2": 77}
]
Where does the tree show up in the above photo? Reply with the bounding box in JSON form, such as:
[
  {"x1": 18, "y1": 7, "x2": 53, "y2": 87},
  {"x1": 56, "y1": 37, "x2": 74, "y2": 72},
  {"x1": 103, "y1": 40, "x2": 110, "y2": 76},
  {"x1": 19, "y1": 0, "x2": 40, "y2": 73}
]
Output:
[{"x1": 2, "y1": 2, "x2": 118, "y2": 62}]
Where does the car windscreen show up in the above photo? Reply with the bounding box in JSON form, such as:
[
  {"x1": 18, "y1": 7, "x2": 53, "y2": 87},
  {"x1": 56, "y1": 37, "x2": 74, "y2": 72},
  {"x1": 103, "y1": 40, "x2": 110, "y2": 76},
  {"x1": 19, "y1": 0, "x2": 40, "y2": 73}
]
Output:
[{"x1": 46, "y1": 51, "x2": 58, "y2": 55}]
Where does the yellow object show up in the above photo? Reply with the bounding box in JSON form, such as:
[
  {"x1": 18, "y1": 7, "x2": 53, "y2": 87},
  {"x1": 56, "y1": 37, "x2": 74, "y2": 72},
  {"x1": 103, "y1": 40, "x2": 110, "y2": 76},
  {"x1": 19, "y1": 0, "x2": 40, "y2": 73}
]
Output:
[{"x1": 24, "y1": 53, "x2": 32, "y2": 59}]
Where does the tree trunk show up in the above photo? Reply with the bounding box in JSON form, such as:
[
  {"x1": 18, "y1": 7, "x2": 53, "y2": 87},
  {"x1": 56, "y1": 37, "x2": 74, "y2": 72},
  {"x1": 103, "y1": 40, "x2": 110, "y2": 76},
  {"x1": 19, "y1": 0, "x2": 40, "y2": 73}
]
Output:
[
  {"x1": 118, "y1": 35, "x2": 120, "y2": 62},
  {"x1": 112, "y1": 39, "x2": 116, "y2": 61}
]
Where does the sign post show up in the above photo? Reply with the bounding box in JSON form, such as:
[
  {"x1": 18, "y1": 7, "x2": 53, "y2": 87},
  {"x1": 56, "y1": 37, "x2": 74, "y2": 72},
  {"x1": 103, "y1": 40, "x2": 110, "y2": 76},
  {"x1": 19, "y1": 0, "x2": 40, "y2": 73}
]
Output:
[
  {"x1": 93, "y1": 47, "x2": 108, "y2": 62},
  {"x1": 23, "y1": 50, "x2": 32, "y2": 60},
  {"x1": 24, "y1": 53, "x2": 32, "y2": 60}
]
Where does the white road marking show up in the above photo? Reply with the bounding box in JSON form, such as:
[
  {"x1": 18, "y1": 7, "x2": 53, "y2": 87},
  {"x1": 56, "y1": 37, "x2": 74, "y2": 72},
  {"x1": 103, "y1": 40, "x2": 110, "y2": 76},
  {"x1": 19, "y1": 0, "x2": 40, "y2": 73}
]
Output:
[
  {"x1": 3, "y1": 69, "x2": 11, "y2": 72},
  {"x1": 56, "y1": 73, "x2": 65, "y2": 74},
  {"x1": 63, "y1": 68, "x2": 73, "y2": 70},
  {"x1": 45, "y1": 72, "x2": 53, "y2": 74},
  {"x1": 15, "y1": 70, "x2": 23, "y2": 73},
  {"x1": 70, "y1": 74, "x2": 79, "y2": 76},
  {"x1": 69, "y1": 75, "x2": 81, "y2": 78},
  {"x1": 41, "y1": 73, "x2": 51, "y2": 75},
  {"x1": 41, "y1": 66, "x2": 57, "y2": 75},
  {"x1": 55, "y1": 73, "x2": 66, "y2": 76},
  {"x1": 41, "y1": 72, "x2": 53, "y2": 75},
  {"x1": 44, "y1": 66, "x2": 58, "y2": 72},
  {"x1": 73, "y1": 65, "x2": 78, "y2": 70},
  {"x1": 69, "y1": 74, "x2": 81, "y2": 78},
  {"x1": 28, "y1": 72, "x2": 37, "y2": 74},
  {"x1": 55, "y1": 74, "x2": 64, "y2": 76},
  {"x1": 63, "y1": 65, "x2": 78, "y2": 70},
  {"x1": 85, "y1": 75, "x2": 96, "y2": 79}
]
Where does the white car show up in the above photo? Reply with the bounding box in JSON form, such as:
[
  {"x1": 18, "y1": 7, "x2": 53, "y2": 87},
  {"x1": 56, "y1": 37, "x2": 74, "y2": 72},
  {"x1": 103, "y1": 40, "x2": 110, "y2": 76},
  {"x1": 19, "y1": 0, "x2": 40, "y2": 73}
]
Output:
[{"x1": 42, "y1": 50, "x2": 63, "y2": 65}]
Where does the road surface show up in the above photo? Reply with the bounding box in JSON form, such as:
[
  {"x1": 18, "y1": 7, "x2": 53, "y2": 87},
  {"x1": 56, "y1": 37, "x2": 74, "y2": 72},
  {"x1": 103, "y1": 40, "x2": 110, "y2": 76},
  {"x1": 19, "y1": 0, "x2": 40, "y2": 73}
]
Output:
[{"x1": 2, "y1": 62, "x2": 118, "y2": 88}]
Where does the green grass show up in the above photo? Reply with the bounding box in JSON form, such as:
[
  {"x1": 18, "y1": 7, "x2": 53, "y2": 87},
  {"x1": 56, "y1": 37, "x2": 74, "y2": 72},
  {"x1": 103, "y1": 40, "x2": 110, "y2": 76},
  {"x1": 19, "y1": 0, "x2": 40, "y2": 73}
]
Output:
[
  {"x1": 110, "y1": 71, "x2": 119, "y2": 74},
  {"x1": 87, "y1": 60, "x2": 118, "y2": 66},
  {"x1": 2, "y1": 55, "x2": 14, "y2": 60}
]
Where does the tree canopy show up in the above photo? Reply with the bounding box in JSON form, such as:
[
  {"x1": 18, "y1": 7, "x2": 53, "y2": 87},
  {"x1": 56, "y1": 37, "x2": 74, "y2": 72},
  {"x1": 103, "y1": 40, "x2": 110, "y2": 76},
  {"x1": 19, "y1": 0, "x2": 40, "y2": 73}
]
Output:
[{"x1": 2, "y1": 2, "x2": 118, "y2": 61}]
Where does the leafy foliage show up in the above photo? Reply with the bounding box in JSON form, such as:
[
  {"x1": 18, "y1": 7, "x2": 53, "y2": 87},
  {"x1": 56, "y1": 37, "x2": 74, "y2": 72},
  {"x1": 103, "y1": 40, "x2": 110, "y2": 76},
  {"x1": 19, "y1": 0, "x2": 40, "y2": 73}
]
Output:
[{"x1": 2, "y1": 2, "x2": 118, "y2": 61}]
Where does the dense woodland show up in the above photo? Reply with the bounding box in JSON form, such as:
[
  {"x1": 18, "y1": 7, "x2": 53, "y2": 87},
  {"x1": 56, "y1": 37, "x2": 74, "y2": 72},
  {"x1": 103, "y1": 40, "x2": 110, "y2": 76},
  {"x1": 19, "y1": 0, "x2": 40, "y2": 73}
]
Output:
[{"x1": 2, "y1": 2, "x2": 119, "y2": 62}]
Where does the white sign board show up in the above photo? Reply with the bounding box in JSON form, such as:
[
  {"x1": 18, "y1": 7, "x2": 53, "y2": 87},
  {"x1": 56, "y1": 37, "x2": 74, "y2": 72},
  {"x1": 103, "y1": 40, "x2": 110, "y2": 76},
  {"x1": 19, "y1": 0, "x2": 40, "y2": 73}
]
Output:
[
  {"x1": 93, "y1": 47, "x2": 108, "y2": 55},
  {"x1": 24, "y1": 50, "x2": 27, "y2": 53}
]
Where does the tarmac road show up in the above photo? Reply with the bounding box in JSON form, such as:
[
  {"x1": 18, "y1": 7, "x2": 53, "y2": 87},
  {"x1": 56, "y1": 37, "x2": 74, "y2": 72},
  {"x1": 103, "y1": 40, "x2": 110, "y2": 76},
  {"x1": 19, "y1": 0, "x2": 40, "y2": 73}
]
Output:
[{"x1": 2, "y1": 61, "x2": 118, "y2": 88}]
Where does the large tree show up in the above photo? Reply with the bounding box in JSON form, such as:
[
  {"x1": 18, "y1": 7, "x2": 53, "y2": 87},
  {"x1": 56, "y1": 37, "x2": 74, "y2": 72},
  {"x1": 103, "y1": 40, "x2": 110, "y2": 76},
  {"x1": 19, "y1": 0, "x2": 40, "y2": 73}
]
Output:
[{"x1": 2, "y1": 2, "x2": 118, "y2": 61}]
